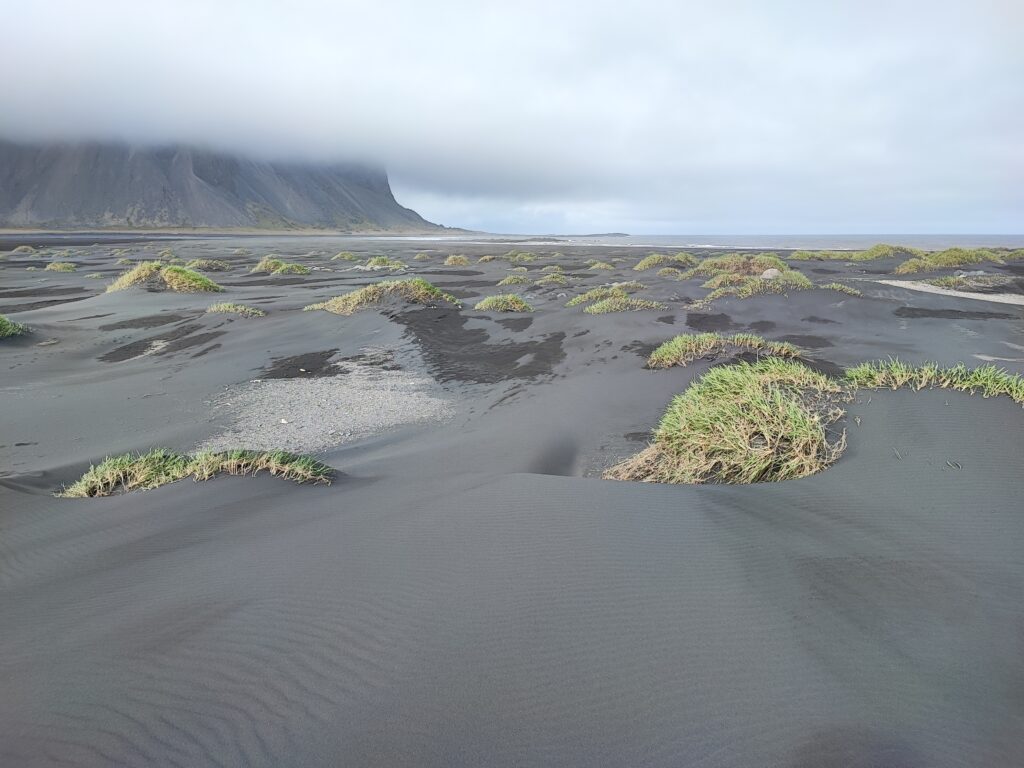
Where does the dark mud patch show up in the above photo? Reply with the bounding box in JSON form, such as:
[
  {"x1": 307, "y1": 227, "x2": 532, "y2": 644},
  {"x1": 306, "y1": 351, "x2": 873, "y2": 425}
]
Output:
[
  {"x1": 497, "y1": 317, "x2": 534, "y2": 332},
  {"x1": 99, "y1": 324, "x2": 226, "y2": 363},
  {"x1": 798, "y1": 357, "x2": 846, "y2": 378},
  {"x1": 802, "y1": 315, "x2": 838, "y2": 324},
  {"x1": 192, "y1": 343, "x2": 222, "y2": 359},
  {"x1": 0, "y1": 296, "x2": 92, "y2": 313},
  {"x1": 656, "y1": 315, "x2": 676, "y2": 324},
  {"x1": 894, "y1": 306, "x2": 1015, "y2": 320},
  {"x1": 99, "y1": 313, "x2": 191, "y2": 331},
  {"x1": 810, "y1": 267, "x2": 842, "y2": 274},
  {"x1": 391, "y1": 307, "x2": 565, "y2": 384},
  {"x1": 525, "y1": 436, "x2": 578, "y2": 476},
  {"x1": 624, "y1": 431, "x2": 651, "y2": 442},
  {"x1": 68, "y1": 313, "x2": 115, "y2": 321},
  {"x1": 0, "y1": 286, "x2": 89, "y2": 299},
  {"x1": 621, "y1": 340, "x2": 658, "y2": 359},
  {"x1": 337, "y1": 349, "x2": 402, "y2": 372},
  {"x1": 777, "y1": 334, "x2": 834, "y2": 349},
  {"x1": 747, "y1": 320, "x2": 776, "y2": 332},
  {"x1": 686, "y1": 312, "x2": 735, "y2": 331},
  {"x1": 262, "y1": 349, "x2": 341, "y2": 379}
]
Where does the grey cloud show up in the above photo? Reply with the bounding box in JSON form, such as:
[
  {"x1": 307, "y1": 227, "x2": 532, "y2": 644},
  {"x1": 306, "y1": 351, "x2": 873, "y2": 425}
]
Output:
[{"x1": 3, "y1": 0, "x2": 1021, "y2": 233}]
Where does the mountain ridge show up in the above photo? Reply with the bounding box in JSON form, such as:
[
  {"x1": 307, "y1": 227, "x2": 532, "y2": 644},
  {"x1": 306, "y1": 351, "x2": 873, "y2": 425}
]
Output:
[{"x1": 0, "y1": 141, "x2": 446, "y2": 232}]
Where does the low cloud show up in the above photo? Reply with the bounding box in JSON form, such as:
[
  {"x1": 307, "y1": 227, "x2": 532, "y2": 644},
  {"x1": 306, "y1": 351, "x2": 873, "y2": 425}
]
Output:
[{"x1": 4, "y1": 0, "x2": 1021, "y2": 232}]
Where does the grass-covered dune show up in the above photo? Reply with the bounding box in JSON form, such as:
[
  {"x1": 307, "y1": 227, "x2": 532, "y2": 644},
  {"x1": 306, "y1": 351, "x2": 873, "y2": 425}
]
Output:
[
  {"x1": 106, "y1": 262, "x2": 224, "y2": 293},
  {"x1": 207, "y1": 302, "x2": 266, "y2": 318},
  {"x1": 647, "y1": 333, "x2": 800, "y2": 368},
  {"x1": 58, "y1": 448, "x2": 333, "y2": 497},
  {"x1": 607, "y1": 358, "x2": 847, "y2": 484},
  {"x1": 304, "y1": 278, "x2": 460, "y2": 315},
  {"x1": 474, "y1": 294, "x2": 534, "y2": 312},
  {"x1": 251, "y1": 256, "x2": 311, "y2": 275}
]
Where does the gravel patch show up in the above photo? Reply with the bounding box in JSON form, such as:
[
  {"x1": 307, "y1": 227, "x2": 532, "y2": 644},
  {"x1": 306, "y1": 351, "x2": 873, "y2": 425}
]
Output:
[{"x1": 198, "y1": 350, "x2": 454, "y2": 454}]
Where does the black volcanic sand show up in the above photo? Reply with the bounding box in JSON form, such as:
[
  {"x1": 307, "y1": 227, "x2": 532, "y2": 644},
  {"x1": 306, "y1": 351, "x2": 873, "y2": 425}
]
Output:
[{"x1": 3, "y1": 237, "x2": 1024, "y2": 767}]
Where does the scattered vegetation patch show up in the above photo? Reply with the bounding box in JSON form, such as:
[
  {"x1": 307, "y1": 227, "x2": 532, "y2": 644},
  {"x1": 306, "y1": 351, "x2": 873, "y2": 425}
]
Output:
[
  {"x1": 444, "y1": 254, "x2": 470, "y2": 266},
  {"x1": 821, "y1": 282, "x2": 862, "y2": 296},
  {"x1": 541, "y1": 264, "x2": 564, "y2": 273},
  {"x1": 45, "y1": 262, "x2": 76, "y2": 272},
  {"x1": 534, "y1": 272, "x2": 569, "y2": 287},
  {"x1": 207, "y1": 302, "x2": 266, "y2": 318},
  {"x1": 703, "y1": 271, "x2": 813, "y2": 302},
  {"x1": 509, "y1": 266, "x2": 529, "y2": 273},
  {"x1": 606, "y1": 359, "x2": 846, "y2": 484},
  {"x1": 186, "y1": 258, "x2": 231, "y2": 272},
  {"x1": 0, "y1": 314, "x2": 27, "y2": 339},
  {"x1": 363, "y1": 255, "x2": 407, "y2": 271},
  {"x1": 304, "y1": 278, "x2": 459, "y2": 315},
  {"x1": 251, "y1": 256, "x2": 310, "y2": 275},
  {"x1": 846, "y1": 360, "x2": 1024, "y2": 405},
  {"x1": 332, "y1": 251, "x2": 358, "y2": 261},
  {"x1": 57, "y1": 448, "x2": 333, "y2": 497},
  {"x1": 160, "y1": 266, "x2": 225, "y2": 293},
  {"x1": 413, "y1": 252, "x2": 431, "y2": 261},
  {"x1": 505, "y1": 250, "x2": 537, "y2": 264},
  {"x1": 116, "y1": 257, "x2": 133, "y2": 265},
  {"x1": 923, "y1": 274, "x2": 1012, "y2": 291},
  {"x1": 474, "y1": 294, "x2": 534, "y2": 312},
  {"x1": 583, "y1": 296, "x2": 666, "y2": 314},
  {"x1": 566, "y1": 283, "x2": 645, "y2": 307},
  {"x1": 687, "y1": 253, "x2": 787, "y2": 278},
  {"x1": 477, "y1": 255, "x2": 498, "y2": 263},
  {"x1": 86, "y1": 272, "x2": 104, "y2": 279},
  {"x1": 635, "y1": 252, "x2": 697, "y2": 271},
  {"x1": 894, "y1": 248, "x2": 1003, "y2": 275},
  {"x1": 12, "y1": 245, "x2": 36, "y2": 254},
  {"x1": 497, "y1": 273, "x2": 529, "y2": 286},
  {"x1": 106, "y1": 261, "x2": 164, "y2": 292},
  {"x1": 647, "y1": 333, "x2": 800, "y2": 368},
  {"x1": 588, "y1": 261, "x2": 615, "y2": 270}
]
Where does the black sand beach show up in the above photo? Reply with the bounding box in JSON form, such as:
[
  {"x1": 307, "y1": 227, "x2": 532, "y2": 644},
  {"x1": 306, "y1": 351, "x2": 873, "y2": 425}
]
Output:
[{"x1": 3, "y1": 237, "x2": 1024, "y2": 766}]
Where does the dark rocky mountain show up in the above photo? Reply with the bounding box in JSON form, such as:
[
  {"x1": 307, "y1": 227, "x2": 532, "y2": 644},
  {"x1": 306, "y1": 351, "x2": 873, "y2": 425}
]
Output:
[{"x1": 0, "y1": 141, "x2": 442, "y2": 231}]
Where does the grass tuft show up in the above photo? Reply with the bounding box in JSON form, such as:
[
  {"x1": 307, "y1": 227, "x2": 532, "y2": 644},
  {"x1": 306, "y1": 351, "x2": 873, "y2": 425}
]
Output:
[
  {"x1": 635, "y1": 252, "x2": 696, "y2": 271},
  {"x1": 497, "y1": 273, "x2": 529, "y2": 286},
  {"x1": 647, "y1": 333, "x2": 800, "y2": 368},
  {"x1": 304, "y1": 278, "x2": 459, "y2": 315},
  {"x1": 474, "y1": 294, "x2": 534, "y2": 312},
  {"x1": 583, "y1": 296, "x2": 666, "y2": 313},
  {"x1": 0, "y1": 314, "x2": 27, "y2": 339},
  {"x1": 534, "y1": 272, "x2": 569, "y2": 287},
  {"x1": 207, "y1": 302, "x2": 266, "y2": 318},
  {"x1": 159, "y1": 266, "x2": 224, "y2": 293},
  {"x1": 606, "y1": 359, "x2": 846, "y2": 484},
  {"x1": 821, "y1": 282, "x2": 862, "y2": 296},
  {"x1": 12, "y1": 245, "x2": 36, "y2": 254},
  {"x1": 251, "y1": 256, "x2": 311, "y2": 275},
  {"x1": 332, "y1": 251, "x2": 358, "y2": 261},
  {"x1": 57, "y1": 448, "x2": 332, "y2": 497},
  {"x1": 45, "y1": 261, "x2": 76, "y2": 272},
  {"x1": 846, "y1": 360, "x2": 1024, "y2": 405},
  {"x1": 186, "y1": 259, "x2": 231, "y2": 272},
  {"x1": 894, "y1": 248, "x2": 1000, "y2": 275},
  {"x1": 363, "y1": 255, "x2": 406, "y2": 271},
  {"x1": 444, "y1": 254, "x2": 470, "y2": 266},
  {"x1": 588, "y1": 261, "x2": 614, "y2": 270},
  {"x1": 106, "y1": 261, "x2": 163, "y2": 292}
]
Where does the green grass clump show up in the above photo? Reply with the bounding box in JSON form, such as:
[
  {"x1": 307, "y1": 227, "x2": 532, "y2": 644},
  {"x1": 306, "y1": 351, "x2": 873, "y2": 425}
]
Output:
[
  {"x1": 701, "y1": 272, "x2": 748, "y2": 289},
  {"x1": 566, "y1": 286, "x2": 625, "y2": 307},
  {"x1": 821, "y1": 282, "x2": 862, "y2": 296},
  {"x1": 509, "y1": 266, "x2": 528, "y2": 273},
  {"x1": 12, "y1": 245, "x2": 36, "y2": 254},
  {"x1": 687, "y1": 253, "x2": 788, "y2": 278},
  {"x1": 160, "y1": 266, "x2": 225, "y2": 293},
  {"x1": 304, "y1": 278, "x2": 459, "y2": 315},
  {"x1": 583, "y1": 296, "x2": 666, "y2": 314},
  {"x1": 657, "y1": 267, "x2": 683, "y2": 279},
  {"x1": 923, "y1": 275, "x2": 1010, "y2": 291},
  {"x1": 116, "y1": 257, "x2": 133, "y2": 265},
  {"x1": 635, "y1": 253, "x2": 696, "y2": 271},
  {"x1": 647, "y1": 333, "x2": 800, "y2": 368},
  {"x1": 497, "y1": 273, "x2": 529, "y2": 286},
  {"x1": 477, "y1": 255, "x2": 498, "y2": 263},
  {"x1": 856, "y1": 243, "x2": 925, "y2": 261},
  {"x1": 704, "y1": 271, "x2": 813, "y2": 302},
  {"x1": 251, "y1": 256, "x2": 310, "y2": 275},
  {"x1": 57, "y1": 448, "x2": 333, "y2": 497},
  {"x1": 86, "y1": 272, "x2": 104, "y2": 279},
  {"x1": 846, "y1": 360, "x2": 1024, "y2": 405},
  {"x1": 894, "y1": 247, "x2": 999, "y2": 275},
  {"x1": 540, "y1": 264, "x2": 564, "y2": 273},
  {"x1": 413, "y1": 252, "x2": 431, "y2": 261},
  {"x1": 45, "y1": 262, "x2": 76, "y2": 272},
  {"x1": 588, "y1": 261, "x2": 614, "y2": 270},
  {"x1": 474, "y1": 294, "x2": 534, "y2": 312},
  {"x1": 106, "y1": 261, "x2": 163, "y2": 292},
  {"x1": 444, "y1": 254, "x2": 470, "y2": 266},
  {"x1": 332, "y1": 251, "x2": 358, "y2": 261},
  {"x1": 363, "y1": 255, "x2": 406, "y2": 270},
  {"x1": 207, "y1": 302, "x2": 266, "y2": 318},
  {"x1": 505, "y1": 250, "x2": 537, "y2": 264},
  {"x1": 534, "y1": 273, "x2": 569, "y2": 287},
  {"x1": 0, "y1": 314, "x2": 27, "y2": 339},
  {"x1": 606, "y1": 359, "x2": 846, "y2": 484},
  {"x1": 186, "y1": 259, "x2": 231, "y2": 272}
]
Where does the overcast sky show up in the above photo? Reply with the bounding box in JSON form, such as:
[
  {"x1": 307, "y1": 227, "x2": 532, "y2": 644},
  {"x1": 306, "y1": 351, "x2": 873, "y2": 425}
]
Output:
[{"x1": 3, "y1": 0, "x2": 1021, "y2": 233}]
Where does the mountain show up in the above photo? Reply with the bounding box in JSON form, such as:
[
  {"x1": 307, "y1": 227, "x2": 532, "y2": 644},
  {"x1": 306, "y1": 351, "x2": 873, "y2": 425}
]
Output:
[{"x1": 0, "y1": 141, "x2": 444, "y2": 232}]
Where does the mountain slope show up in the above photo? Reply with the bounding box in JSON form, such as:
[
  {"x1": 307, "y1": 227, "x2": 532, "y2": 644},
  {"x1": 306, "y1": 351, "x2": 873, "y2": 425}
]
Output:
[{"x1": 0, "y1": 141, "x2": 442, "y2": 231}]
